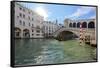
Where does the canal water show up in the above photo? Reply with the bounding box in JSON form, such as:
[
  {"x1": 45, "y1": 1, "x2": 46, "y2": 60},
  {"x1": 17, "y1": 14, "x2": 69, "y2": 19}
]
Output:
[{"x1": 15, "y1": 39, "x2": 97, "y2": 66}]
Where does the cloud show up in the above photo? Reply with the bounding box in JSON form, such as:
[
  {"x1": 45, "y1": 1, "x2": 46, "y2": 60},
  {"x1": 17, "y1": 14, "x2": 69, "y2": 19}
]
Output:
[
  {"x1": 68, "y1": 7, "x2": 95, "y2": 19},
  {"x1": 34, "y1": 6, "x2": 51, "y2": 20},
  {"x1": 90, "y1": 15, "x2": 96, "y2": 19}
]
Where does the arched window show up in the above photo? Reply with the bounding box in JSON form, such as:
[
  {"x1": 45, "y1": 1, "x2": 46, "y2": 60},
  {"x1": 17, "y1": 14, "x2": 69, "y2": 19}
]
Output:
[
  {"x1": 82, "y1": 22, "x2": 87, "y2": 28},
  {"x1": 69, "y1": 23, "x2": 72, "y2": 27},
  {"x1": 73, "y1": 22, "x2": 76, "y2": 28},
  {"x1": 77, "y1": 22, "x2": 80, "y2": 28},
  {"x1": 88, "y1": 21, "x2": 95, "y2": 28}
]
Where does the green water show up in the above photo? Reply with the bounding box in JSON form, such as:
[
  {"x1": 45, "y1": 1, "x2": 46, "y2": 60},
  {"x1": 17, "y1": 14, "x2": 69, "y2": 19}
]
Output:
[{"x1": 15, "y1": 39, "x2": 97, "y2": 66}]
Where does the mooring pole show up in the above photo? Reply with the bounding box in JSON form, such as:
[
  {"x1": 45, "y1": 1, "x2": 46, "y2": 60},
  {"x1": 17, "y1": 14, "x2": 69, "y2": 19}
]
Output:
[{"x1": 79, "y1": 22, "x2": 82, "y2": 46}]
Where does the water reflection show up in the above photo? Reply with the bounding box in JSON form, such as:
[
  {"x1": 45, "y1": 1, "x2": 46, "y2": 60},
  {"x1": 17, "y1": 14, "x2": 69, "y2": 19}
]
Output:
[{"x1": 15, "y1": 39, "x2": 96, "y2": 66}]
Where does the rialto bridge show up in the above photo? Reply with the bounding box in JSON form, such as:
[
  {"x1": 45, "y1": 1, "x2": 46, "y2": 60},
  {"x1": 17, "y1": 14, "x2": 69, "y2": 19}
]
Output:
[{"x1": 53, "y1": 19, "x2": 97, "y2": 46}]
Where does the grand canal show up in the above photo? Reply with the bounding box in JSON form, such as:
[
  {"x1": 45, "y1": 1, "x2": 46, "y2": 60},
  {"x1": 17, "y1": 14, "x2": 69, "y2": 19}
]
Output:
[{"x1": 15, "y1": 39, "x2": 96, "y2": 66}]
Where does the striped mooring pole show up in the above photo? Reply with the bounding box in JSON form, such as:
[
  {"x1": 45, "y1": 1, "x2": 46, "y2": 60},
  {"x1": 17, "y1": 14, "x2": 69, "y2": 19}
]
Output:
[
  {"x1": 82, "y1": 28, "x2": 86, "y2": 42},
  {"x1": 79, "y1": 23, "x2": 83, "y2": 46}
]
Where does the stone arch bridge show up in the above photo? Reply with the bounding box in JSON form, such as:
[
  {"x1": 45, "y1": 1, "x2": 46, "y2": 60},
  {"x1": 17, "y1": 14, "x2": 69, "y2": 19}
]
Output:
[
  {"x1": 53, "y1": 28, "x2": 95, "y2": 38},
  {"x1": 53, "y1": 27, "x2": 96, "y2": 45}
]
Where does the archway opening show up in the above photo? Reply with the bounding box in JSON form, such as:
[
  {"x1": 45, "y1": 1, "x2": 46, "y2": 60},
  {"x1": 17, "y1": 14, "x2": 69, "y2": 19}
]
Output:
[
  {"x1": 69, "y1": 23, "x2": 72, "y2": 27},
  {"x1": 88, "y1": 21, "x2": 95, "y2": 28},
  {"x1": 23, "y1": 29, "x2": 30, "y2": 38},
  {"x1": 73, "y1": 22, "x2": 76, "y2": 28},
  {"x1": 56, "y1": 31, "x2": 78, "y2": 41},
  {"x1": 77, "y1": 22, "x2": 80, "y2": 28},
  {"x1": 82, "y1": 22, "x2": 87, "y2": 28},
  {"x1": 15, "y1": 27, "x2": 21, "y2": 38}
]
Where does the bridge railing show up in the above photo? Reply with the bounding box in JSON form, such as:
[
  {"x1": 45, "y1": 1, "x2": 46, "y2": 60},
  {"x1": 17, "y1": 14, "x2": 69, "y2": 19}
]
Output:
[
  {"x1": 53, "y1": 27, "x2": 95, "y2": 35},
  {"x1": 53, "y1": 27, "x2": 65, "y2": 34}
]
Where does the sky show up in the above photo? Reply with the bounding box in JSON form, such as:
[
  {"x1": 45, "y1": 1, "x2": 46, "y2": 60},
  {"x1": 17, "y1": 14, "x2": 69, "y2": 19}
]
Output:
[{"x1": 19, "y1": 2, "x2": 96, "y2": 24}]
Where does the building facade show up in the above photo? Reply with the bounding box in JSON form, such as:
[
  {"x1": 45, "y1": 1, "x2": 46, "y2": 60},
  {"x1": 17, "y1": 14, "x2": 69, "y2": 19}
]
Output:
[
  {"x1": 14, "y1": 3, "x2": 61, "y2": 38},
  {"x1": 42, "y1": 21, "x2": 62, "y2": 38},
  {"x1": 14, "y1": 3, "x2": 44, "y2": 38}
]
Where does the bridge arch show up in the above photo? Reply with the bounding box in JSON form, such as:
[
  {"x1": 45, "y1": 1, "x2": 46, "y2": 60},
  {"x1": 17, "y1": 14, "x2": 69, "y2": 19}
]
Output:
[
  {"x1": 88, "y1": 21, "x2": 95, "y2": 28},
  {"x1": 54, "y1": 28, "x2": 79, "y2": 41},
  {"x1": 56, "y1": 30, "x2": 78, "y2": 41}
]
